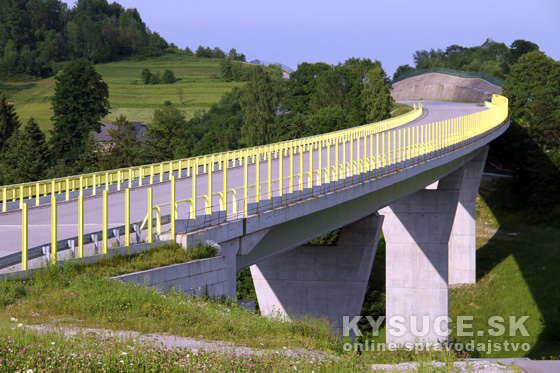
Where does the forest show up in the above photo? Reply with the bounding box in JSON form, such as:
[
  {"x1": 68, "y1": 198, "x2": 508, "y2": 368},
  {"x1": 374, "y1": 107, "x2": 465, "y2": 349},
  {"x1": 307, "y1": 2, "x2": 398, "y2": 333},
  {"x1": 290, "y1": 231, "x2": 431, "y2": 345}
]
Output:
[{"x1": 0, "y1": 0, "x2": 245, "y2": 80}]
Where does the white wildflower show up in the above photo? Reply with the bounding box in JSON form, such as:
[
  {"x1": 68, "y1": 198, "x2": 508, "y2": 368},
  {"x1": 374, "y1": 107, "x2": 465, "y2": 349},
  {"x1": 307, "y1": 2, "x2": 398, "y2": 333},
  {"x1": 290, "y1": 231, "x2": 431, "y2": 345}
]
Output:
[
  {"x1": 10, "y1": 317, "x2": 17, "y2": 322},
  {"x1": 17, "y1": 323, "x2": 23, "y2": 328}
]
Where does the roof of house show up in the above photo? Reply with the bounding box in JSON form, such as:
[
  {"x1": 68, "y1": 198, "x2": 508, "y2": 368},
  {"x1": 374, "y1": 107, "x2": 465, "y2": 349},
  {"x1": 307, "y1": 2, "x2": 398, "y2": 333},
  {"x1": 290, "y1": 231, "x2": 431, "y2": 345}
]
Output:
[{"x1": 95, "y1": 122, "x2": 149, "y2": 142}]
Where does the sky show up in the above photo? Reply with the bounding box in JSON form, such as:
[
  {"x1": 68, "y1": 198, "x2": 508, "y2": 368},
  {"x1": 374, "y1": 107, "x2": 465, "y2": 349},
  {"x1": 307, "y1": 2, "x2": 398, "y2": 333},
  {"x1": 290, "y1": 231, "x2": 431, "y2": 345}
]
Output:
[{"x1": 61, "y1": 0, "x2": 560, "y2": 77}]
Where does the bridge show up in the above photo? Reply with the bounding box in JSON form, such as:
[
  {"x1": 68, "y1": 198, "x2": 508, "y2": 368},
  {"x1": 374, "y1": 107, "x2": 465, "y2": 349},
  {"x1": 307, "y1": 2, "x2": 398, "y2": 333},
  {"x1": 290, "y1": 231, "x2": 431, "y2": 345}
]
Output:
[{"x1": 0, "y1": 95, "x2": 509, "y2": 344}]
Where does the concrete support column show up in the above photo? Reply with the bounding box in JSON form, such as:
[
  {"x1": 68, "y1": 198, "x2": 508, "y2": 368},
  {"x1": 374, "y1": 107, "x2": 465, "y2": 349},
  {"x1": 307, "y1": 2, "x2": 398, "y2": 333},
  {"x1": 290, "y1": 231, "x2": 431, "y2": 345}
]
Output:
[
  {"x1": 380, "y1": 168, "x2": 465, "y2": 345},
  {"x1": 449, "y1": 146, "x2": 489, "y2": 285},
  {"x1": 250, "y1": 213, "x2": 384, "y2": 337}
]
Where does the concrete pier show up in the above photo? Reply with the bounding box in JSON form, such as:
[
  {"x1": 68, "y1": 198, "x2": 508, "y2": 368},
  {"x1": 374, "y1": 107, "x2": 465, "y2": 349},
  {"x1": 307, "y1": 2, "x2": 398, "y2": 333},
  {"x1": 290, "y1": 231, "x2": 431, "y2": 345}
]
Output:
[
  {"x1": 250, "y1": 213, "x2": 384, "y2": 337},
  {"x1": 381, "y1": 169, "x2": 465, "y2": 345},
  {"x1": 449, "y1": 146, "x2": 488, "y2": 285}
]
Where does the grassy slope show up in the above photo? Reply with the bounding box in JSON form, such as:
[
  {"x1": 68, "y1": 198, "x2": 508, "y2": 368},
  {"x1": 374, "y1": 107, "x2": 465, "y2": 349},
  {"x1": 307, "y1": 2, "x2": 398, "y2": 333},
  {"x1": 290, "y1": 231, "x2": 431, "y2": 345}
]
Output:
[{"x1": 0, "y1": 54, "x2": 246, "y2": 133}]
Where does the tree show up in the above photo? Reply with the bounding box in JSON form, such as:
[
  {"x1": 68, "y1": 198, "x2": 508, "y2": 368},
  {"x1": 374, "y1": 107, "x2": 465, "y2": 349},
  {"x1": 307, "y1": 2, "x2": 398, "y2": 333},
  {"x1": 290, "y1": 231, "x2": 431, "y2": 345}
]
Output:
[
  {"x1": 393, "y1": 64, "x2": 415, "y2": 81},
  {"x1": 0, "y1": 94, "x2": 21, "y2": 152},
  {"x1": 161, "y1": 69, "x2": 176, "y2": 84},
  {"x1": 0, "y1": 118, "x2": 49, "y2": 184},
  {"x1": 503, "y1": 51, "x2": 560, "y2": 132},
  {"x1": 220, "y1": 58, "x2": 233, "y2": 82},
  {"x1": 49, "y1": 58, "x2": 109, "y2": 168},
  {"x1": 141, "y1": 68, "x2": 152, "y2": 84},
  {"x1": 508, "y1": 39, "x2": 539, "y2": 65},
  {"x1": 240, "y1": 66, "x2": 281, "y2": 146},
  {"x1": 362, "y1": 66, "x2": 393, "y2": 123},
  {"x1": 97, "y1": 115, "x2": 142, "y2": 169},
  {"x1": 146, "y1": 106, "x2": 195, "y2": 161}
]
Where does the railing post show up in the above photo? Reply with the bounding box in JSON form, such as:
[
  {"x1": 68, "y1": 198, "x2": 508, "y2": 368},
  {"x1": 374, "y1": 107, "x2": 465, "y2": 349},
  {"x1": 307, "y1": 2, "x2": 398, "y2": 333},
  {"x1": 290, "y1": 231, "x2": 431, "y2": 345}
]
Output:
[
  {"x1": 102, "y1": 190, "x2": 108, "y2": 255},
  {"x1": 192, "y1": 161, "x2": 197, "y2": 229},
  {"x1": 65, "y1": 178, "x2": 69, "y2": 201},
  {"x1": 223, "y1": 157, "x2": 228, "y2": 215},
  {"x1": 150, "y1": 165, "x2": 154, "y2": 184},
  {"x1": 139, "y1": 167, "x2": 143, "y2": 187},
  {"x1": 117, "y1": 170, "x2": 121, "y2": 191},
  {"x1": 22, "y1": 203, "x2": 28, "y2": 278},
  {"x1": 78, "y1": 194, "x2": 84, "y2": 262},
  {"x1": 326, "y1": 141, "x2": 331, "y2": 185},
  {"x1": 19, "y1": 185, "x2": 24, "y2": 209},
  {"x1": 51, "y1": 196, "x2": 57, "y2": 265},
  {"x1": 299, "y1": 144, "x2": 303, "y2": 196},
  {"x1": 147, "y1": 188, "x2": 153, "y2": 247},
  {"x1": 255, "y1": 151, "x2": 260, "y2": 209},
  {"x1": 342, "y1": 140, "x2": 347, "y2": 185},
  {"x1": 244, "y1": 151, "x2": 249, "y2": 216},
  {"x1": 280, "y1": 147, "x2": 286, "y2": 202},
  {"x1": 125, "y1": 188, "x2": 130, "y2": 253},
  {"x1": 2, "y1": 187, "x2": 6, "y2": 212},
  {"x1": 309, "y1": 142, "x2": 314, "y2": 190},
  {"x1": 93, "y1": 174, "x2": 97, "y2": 196},
  {"x1": 267, "y1": 148, "x2": 272, "y2": 208},
  {"x1": 208, "y1": 157, "x2": 213, "y2": 218},
  {"x1": 35, "y1": 182, "x2": 40, "y2": 206},
  {"x1": 170, "y1": 176, "x2": 176, "y2": 240}
]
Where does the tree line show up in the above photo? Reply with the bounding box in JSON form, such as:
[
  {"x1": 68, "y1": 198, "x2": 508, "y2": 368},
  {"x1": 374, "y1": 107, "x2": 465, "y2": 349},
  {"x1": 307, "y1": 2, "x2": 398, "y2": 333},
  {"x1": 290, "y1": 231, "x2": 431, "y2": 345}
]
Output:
[
  {"x1": 393, "y1": 38, "x2": 540, "y2": 81},
  {"x1": 0, "y1": 0, "x2": 247, "y2": 80},
  {"x1": 0, "y1": 56, "x2": 394, "y2": 185}
]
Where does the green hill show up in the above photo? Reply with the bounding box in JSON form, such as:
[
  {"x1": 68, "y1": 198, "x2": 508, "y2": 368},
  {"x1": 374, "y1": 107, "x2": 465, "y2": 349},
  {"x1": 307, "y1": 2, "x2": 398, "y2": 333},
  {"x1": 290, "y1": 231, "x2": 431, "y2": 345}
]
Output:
[{"x1": 0, "y1": 54, "x2": 247, "y2": 133}]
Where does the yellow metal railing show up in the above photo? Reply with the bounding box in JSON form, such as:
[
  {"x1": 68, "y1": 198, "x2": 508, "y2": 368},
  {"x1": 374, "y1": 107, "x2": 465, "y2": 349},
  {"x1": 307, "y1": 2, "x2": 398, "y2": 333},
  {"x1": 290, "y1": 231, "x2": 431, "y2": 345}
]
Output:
[
  {"x1": 0, "y1": 104, "x2": 423, "y2": 212},
  {"x1": 11, "y1": 95, "x2": 509, "y2": 275}
]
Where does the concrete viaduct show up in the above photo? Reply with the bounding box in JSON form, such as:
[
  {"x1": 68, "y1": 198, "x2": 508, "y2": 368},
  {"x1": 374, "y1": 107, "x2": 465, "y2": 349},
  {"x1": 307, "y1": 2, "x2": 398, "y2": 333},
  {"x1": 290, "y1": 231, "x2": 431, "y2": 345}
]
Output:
[{"x1": 0, "y1": 97, "x2": 510, "y2": 345}]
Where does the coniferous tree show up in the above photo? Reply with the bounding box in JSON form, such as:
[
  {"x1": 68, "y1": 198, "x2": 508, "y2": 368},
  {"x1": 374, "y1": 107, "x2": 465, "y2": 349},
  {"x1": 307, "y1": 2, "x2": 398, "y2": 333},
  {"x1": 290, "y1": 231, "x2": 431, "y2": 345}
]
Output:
[
  {"x1": 98, "y1": 115, "x2": 142, "y2": 169},
  {"x1": 0, "y1": 94, "x2": 21, "y2": 153},
  {"x1": 0, "y1": 118, "x2": 49, "y2": 184},
  {"x1": 240, "y1": 66, "x2": 281, "y2": 146},
  {"x1": 49, "y1": 58, "x2": 109, "y2": 168}
]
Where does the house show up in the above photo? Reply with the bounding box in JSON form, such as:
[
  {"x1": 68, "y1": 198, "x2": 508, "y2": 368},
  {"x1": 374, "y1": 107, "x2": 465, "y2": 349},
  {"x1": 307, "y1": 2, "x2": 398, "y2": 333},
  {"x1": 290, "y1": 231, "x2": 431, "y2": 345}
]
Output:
[{"x1": 95, "y1": 122, "x2": 149, "y2": 145}]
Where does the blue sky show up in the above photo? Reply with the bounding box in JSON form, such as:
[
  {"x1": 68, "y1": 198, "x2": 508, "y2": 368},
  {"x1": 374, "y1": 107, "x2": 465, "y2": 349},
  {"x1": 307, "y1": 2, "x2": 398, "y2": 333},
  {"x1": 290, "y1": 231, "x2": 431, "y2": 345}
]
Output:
[{"x1": 62, "y1": 0, "x2": 560, "y2": 77}]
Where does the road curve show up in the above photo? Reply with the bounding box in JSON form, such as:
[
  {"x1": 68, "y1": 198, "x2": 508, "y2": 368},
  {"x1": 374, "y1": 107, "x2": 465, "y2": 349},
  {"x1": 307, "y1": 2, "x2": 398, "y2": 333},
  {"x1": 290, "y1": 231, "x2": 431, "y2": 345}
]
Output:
[{"x1": 0, "y1": 101, "x2": 487, "y2": 271}]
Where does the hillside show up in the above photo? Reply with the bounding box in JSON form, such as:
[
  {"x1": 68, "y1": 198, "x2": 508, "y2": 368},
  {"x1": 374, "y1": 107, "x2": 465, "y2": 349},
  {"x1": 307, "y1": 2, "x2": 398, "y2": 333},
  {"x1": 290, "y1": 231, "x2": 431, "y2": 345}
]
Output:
[
  {"x1": 0, "y1": 54, "x2": 247, "y2": 133},
  {"x1": 391, "y1": 73, "x2": 502, "y2": 102}
]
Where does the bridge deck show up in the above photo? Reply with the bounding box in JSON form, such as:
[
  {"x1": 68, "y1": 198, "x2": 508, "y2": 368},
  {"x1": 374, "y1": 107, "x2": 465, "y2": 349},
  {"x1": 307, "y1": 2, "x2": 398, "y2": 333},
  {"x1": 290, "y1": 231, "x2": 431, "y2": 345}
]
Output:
[{"x1": 0, "y1": 102, "x2": 488, "y2": 268}]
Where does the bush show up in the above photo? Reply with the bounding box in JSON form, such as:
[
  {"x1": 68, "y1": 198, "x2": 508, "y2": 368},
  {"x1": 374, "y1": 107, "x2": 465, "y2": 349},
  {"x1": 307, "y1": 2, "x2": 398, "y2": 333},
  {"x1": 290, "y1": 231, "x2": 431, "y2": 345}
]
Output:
[
  {"x1": 149, "y1": 73, "x2": 161, "y2": 84},
  {"x1": 141, "y1": 68, "x2": 152, "y2": 84},
  {"x1": 162, "y1": 69, "x2": 176, "y2": 84}
]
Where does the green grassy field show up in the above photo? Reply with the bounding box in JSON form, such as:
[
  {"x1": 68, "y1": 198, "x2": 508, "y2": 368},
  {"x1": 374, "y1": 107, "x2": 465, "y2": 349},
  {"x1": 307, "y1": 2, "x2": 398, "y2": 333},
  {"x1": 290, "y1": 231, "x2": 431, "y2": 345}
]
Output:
[{"x1": 0, "y1": 54, "x2": 247, "y2": 133}]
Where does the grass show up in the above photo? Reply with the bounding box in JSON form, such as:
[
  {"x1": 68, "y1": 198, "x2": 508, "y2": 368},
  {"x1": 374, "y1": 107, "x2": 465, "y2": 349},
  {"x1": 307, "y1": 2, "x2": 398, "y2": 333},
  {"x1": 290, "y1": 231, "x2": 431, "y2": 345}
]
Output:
[
  {"x1": 86, "y1": 241, "x2": 219, "y2": 277},
  {"x1": 0, "y1": 54, "x2": 247, "y2": 134},
  {"x1": 0, "y1": 243, "x2": 341, "y2": 354},
  {"x1": 391, "y1": 102, "x2": 414, "y2": 117},
  {"x1": 0, "y1": 243, "x2": 469, "y2": 371},
  {"x1": 447, "y1": 185, "x2": 560, "y2": 359}
]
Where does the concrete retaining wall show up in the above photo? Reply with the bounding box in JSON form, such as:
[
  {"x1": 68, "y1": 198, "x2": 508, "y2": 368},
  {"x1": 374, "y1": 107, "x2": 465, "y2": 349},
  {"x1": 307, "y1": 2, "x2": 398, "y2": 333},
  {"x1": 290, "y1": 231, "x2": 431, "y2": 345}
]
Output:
[
  {"x1": 391, "y1": 73, "x2": 502, "y2": 102},
  {"x1": 112, "y1": 256, "x2": 228, "y2": 298}
]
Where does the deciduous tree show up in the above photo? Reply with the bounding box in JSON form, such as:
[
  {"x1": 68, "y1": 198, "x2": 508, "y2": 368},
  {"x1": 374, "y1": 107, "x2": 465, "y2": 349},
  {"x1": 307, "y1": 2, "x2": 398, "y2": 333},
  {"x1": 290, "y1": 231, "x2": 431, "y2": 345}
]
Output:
[{"x1": 362, "y1": 66, "x2": 393, "y2": 123}]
